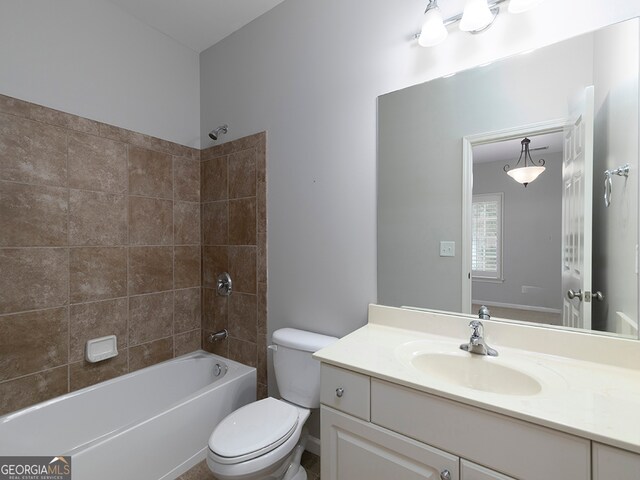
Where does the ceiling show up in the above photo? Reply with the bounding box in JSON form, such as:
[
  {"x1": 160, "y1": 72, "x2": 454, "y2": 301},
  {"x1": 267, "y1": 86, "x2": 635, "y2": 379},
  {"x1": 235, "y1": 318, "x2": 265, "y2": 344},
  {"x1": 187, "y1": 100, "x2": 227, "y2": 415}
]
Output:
[
  {"x1": 472, "y1": 131, "x2": 564, "y2": 165},
  {"x1": 106, "y1": 0, "x2": 287, "y2": 53}
]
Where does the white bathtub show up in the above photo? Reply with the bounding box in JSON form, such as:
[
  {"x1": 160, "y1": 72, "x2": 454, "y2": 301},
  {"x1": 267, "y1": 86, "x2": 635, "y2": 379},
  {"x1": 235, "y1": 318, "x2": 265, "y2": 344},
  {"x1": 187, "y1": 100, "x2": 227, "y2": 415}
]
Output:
[{"x1": 0, "y1": 351, "x2": 256, "y2": 480}]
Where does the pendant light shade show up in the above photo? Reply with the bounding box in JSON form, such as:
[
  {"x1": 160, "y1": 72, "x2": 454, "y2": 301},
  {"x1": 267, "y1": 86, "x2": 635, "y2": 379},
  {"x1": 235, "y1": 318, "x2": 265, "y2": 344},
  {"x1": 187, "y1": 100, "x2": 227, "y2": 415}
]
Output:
[
  {"x1": 503, "y1": 138, "x2": 546, "y2": 187},
  {"x1": 419, "y1": 2, "x2": 448, "y2": 47},
  {"x1": 460, "y1": 0, "x2": 495, "y2": 32},
  {"x1": 506, "y1": 166, "x2": 545, "y2": 186},
  {"x1": 508, "y1": 0, "x2": 545, "y2": 14}
]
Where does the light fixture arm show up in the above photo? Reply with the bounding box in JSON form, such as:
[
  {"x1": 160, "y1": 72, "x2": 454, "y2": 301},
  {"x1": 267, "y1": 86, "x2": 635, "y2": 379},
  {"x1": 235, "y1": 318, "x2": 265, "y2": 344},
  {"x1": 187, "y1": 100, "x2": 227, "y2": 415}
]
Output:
[
  {"x1": 424, "y1": 0, "x2": 439, "y2": 14},
  {"x1": 503, "y1": 138, "x2": 546, "y2": 173},
  {"x1": 445, "y1": 0, "x2": 503, "y2": 33}
]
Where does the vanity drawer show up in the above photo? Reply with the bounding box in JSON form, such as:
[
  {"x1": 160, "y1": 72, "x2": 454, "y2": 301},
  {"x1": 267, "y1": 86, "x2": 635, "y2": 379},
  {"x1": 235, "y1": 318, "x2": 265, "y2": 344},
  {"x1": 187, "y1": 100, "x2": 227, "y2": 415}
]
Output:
[
  {"x1": 321, "y1": 364, "x2": 370, "y2": 421},
  {"x1": 461, "y1": 460, "x2": 515, "y2": 480},
  {"x1": 371, "y1": 379, "x2": 590, "y2": 480},
  {"x1": 592, "y1": 443, "x2": 640, "y2": 479}
]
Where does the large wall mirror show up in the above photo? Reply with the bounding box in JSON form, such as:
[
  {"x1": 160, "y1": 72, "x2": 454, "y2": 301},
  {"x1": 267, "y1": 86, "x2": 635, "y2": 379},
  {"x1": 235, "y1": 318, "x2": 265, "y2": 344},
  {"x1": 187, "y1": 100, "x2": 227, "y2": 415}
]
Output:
[{"x1": 378, "y1": 18, "x2": 639, "y2": 339}]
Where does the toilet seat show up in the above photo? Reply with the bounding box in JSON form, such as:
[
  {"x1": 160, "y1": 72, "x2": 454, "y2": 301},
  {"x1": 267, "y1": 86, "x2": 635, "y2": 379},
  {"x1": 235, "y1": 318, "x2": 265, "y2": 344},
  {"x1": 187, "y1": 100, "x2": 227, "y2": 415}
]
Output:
[{"x1": 208, "y1": 398, "x2": 299, "y2": 465}]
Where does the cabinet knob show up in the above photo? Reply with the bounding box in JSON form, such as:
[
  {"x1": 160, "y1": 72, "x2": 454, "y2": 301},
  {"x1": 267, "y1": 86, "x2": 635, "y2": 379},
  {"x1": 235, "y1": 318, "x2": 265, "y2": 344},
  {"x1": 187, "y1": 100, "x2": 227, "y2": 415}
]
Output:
[
  {"x1": 440, "y1": 469, "x2": 451, "y2": 480},
  {"x1": 336, "y1": 387, "x2": 344, "y2": 398}
]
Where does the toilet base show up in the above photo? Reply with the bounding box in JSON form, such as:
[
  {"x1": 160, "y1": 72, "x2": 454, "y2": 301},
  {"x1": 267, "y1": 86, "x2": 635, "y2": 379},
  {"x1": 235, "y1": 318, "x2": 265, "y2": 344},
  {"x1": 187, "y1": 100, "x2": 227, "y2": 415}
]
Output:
[
  {"x1": 207, "y1": 431, "x2": 309, "y2": 480},
  {"x1": 287, "y1": 467, "x2": 307, "y2": 480},
  {"x1": 281, "y1": 442, "x2": 307, "y2": 480}
]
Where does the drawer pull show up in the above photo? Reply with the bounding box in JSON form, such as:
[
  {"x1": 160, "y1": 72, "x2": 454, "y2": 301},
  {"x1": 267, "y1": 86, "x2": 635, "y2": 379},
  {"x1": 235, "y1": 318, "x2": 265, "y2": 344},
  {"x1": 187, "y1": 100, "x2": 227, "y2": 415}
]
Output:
[
  {"x1": 440, "y1": 469, "x2": 451, "y2": 480},
  {"x1": 336, "y1": 387, "x2": 344, "y2": 398}
]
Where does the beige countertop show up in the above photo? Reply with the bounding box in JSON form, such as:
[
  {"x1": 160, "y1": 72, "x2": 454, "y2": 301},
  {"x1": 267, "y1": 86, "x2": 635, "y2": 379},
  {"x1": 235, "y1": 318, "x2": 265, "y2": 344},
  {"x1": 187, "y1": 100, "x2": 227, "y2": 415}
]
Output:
[{"x1": 314, "y1": 305, "x2": 640, "y2": 454}]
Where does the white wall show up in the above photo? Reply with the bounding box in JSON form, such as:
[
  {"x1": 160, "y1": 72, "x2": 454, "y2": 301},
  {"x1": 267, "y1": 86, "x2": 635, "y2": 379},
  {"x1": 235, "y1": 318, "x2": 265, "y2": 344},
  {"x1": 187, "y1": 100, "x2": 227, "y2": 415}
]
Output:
[
  {"x1": 0, "y1": 0, "x2": 200, "y2": 147},
  {"x1": 472, "y1": 153, "x2": 563, "y2": 311},
  {"x1": 200, "y1": 0, "x2": 640, "y2": 353}
]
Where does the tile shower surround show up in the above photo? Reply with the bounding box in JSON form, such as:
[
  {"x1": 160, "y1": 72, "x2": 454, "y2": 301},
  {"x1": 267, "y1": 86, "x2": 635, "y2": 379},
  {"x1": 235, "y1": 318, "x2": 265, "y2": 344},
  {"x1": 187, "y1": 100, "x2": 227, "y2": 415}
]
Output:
[
  {"x1": 0, "y1": 93, "x2": 267, "y2": 415},
  {"x1": 200, "y1": 132, "x2": 268, "y2": 401}
]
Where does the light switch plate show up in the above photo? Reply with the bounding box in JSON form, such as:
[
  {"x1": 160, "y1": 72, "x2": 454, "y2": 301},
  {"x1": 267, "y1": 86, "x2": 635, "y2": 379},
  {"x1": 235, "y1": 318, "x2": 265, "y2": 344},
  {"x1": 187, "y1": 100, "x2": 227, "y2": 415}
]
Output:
[{"x1": 440, "y1": 241, "x2": 455, "y2": 257}]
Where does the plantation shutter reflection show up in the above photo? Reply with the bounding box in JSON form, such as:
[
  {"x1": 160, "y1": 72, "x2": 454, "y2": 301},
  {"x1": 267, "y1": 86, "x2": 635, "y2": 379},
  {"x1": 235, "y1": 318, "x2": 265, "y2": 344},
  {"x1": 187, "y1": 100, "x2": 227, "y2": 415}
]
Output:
[{"x1": 472, "y1": 193, "x2": 503, "y2": 279}]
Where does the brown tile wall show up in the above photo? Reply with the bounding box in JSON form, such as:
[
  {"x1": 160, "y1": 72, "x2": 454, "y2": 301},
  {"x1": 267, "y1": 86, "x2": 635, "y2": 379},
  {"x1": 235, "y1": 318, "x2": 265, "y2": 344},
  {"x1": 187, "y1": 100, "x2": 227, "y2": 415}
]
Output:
[
  {"x1": 0, "y1": 94, "x2": 203, "y2": 416},
  {"x1": 200, "y1": 132, "x2": 267, "y2": 399}
]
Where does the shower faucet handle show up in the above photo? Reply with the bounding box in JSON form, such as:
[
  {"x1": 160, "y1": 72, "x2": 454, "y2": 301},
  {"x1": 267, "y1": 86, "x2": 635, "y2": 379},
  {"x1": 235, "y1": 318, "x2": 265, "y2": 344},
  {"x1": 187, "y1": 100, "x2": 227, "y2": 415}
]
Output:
[{"x1": 216, "y1": 272, "x2": 232, "y2": 296}]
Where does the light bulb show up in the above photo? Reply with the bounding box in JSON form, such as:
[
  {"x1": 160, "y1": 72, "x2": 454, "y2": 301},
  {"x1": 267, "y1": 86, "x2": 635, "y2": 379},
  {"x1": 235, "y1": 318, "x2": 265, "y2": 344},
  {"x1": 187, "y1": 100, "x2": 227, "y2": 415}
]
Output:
[
  {"x1": 460, "y1": 0, "x2": 495, "y2": 32},
  {"x1": 508, "y1": 0, "x2": 544, "y2": 14},
  {"x1": 419, "y1": 5, "x2": 448, "y2": 47}
]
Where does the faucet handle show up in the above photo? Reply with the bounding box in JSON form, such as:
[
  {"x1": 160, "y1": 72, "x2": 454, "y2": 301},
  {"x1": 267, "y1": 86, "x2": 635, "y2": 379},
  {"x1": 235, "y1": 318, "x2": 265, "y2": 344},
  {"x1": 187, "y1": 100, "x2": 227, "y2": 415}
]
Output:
[
  {"x1": 469, "y1": 320, "x2": 483, "y2": 337},
  {"x1": 478, "y1": 305, "x2": 491, "y2": 319}
]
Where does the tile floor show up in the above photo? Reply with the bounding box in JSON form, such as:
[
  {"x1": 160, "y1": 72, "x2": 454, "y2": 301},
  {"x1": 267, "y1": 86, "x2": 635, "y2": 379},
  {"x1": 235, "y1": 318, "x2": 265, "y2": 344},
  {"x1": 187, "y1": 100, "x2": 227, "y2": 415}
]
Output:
[{"x1": 178, "y1": 451, "x2": 320, "y2": 480}]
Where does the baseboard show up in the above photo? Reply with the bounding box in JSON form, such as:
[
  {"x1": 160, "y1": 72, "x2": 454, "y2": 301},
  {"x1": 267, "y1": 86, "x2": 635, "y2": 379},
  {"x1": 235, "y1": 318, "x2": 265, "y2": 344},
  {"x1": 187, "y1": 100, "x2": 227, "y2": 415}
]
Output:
[{"x1": 305, "y1": 434, "x2": 321, "y2": 456}]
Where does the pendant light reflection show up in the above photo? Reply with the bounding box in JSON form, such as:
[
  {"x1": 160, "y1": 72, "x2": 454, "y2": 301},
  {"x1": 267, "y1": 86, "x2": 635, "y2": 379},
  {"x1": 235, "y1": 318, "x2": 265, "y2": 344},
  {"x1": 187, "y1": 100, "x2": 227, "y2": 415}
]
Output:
[
  {"x1": 419, "y1": 1, "x2": 448, "y2": 47},
  {"x1": 503, "y1": 138, "x2": 546, "y2": 187},
  {"x1": 460, "y1": 0, "x2": 496, "y2": 32}
]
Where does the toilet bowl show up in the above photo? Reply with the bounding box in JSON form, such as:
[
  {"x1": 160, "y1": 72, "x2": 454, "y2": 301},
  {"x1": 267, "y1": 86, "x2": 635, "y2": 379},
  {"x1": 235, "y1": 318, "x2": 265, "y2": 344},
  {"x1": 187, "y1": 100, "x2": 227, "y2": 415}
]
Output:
[
  {"x1": 207, "y1": 328, "x2": 338, "y2": 480},
  {"x1": 207, "y1": 398, "x2": 310, "y2": 480}
]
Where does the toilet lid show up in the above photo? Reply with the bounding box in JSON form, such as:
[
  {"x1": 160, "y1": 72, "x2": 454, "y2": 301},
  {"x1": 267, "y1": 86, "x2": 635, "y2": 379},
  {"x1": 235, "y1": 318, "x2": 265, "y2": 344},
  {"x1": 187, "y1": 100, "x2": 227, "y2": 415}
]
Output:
[{"x1": 209, "y1": 398, "x2": 299, "y2": 461}]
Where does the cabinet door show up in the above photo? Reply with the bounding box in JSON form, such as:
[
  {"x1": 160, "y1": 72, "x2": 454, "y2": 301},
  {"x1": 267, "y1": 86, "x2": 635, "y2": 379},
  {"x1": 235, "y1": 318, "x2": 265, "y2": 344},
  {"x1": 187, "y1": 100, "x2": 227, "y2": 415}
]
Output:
[
  {"x1": 461, "y1": 460, "x2": 516, "y2": 480},
  {"x1": 592, "y1": 443, "x2": 640, "y2": 479},
  {"x1": 321, "y1": 405, "x2": 459, "y2": 480}
]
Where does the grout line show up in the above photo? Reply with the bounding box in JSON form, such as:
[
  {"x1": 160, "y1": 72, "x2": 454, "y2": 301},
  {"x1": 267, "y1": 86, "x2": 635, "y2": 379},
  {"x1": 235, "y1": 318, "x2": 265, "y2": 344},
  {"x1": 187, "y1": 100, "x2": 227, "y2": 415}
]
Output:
[
  {"x1": 0, "y1": 288, "x2": 199, "y2": 320},
  {"x1": 66, "y1": 129, "x2": 71, "y2": 394},
  {"x1": 254, "y1": 145, "x2": 259, "y2": 369},
  {"x1": 130, "y1": 333, "x2": 175, "y2": 349},
  {"x1": 0, "y1": 364, "x2": 69, "y2": 387},
  {"x1": 125, "y1": 143, "x2": 130, "y2": 374},
  {"x1": 1, "y1": 242, "x2": 198, "y2": 251},
  {"x1": 0, "y1": 304, "x2": 70, "y2": 319},
  {"x1": 172, "y1": 155, "x2": 176, "y2": 358},
  {"x1": 0, "y1": 179, "x2": 200, "y2": 203},
  {"x1": 0, "y1": 244, "x2": 198, "y2": 249}
]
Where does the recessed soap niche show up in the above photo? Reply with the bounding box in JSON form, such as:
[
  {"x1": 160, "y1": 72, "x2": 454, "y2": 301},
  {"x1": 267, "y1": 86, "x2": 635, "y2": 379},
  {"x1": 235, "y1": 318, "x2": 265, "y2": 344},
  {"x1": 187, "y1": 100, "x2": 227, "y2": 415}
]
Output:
[{"x1": 86, "y1": 335, "x2": 118, "y2": 363}]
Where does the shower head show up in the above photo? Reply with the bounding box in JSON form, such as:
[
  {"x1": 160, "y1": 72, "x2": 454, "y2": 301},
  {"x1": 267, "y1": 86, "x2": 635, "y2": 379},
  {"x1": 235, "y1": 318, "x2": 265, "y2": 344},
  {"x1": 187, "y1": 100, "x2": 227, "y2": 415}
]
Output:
[{"x1": 208, "y1": 124, "x2": 228, "y2": 141}]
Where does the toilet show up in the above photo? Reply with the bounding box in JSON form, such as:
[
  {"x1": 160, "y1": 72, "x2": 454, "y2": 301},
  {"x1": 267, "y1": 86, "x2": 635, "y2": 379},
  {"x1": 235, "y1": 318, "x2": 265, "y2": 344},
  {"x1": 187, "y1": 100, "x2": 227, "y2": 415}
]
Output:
[{"x1": 207, "y1": 328, "x2": 338, "y2": 480}]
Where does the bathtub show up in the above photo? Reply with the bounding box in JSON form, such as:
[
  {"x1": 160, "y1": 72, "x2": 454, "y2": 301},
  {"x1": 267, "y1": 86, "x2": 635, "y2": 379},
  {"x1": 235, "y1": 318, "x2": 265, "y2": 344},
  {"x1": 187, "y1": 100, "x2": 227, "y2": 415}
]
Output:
[{"x1": 0, "y1": 351, "x2": 256, "y2": 480}]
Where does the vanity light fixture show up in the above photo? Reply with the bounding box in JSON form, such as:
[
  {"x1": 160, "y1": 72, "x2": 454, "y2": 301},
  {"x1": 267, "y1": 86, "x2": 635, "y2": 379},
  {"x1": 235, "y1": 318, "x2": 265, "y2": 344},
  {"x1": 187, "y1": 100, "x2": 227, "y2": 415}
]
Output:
[
  {"x1": 459, "y1": 0, "x2": 497, "y2": 32},
  {"x1": 416, "y1": 0, "x2": 545, "y2": 47},
  {"x1": 418, "y1": 0, "x2": 448, "y2": 47},
  {"x1": 503, "y1": 137, "x2": 546, "y2": 187}
]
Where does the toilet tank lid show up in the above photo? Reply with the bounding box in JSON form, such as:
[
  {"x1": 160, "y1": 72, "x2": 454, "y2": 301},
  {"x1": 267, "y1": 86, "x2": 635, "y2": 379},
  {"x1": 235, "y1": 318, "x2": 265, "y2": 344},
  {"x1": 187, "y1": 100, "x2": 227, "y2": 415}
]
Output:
[{"x1": 272, "y1": 328, "x2": 338, "y2": 352}]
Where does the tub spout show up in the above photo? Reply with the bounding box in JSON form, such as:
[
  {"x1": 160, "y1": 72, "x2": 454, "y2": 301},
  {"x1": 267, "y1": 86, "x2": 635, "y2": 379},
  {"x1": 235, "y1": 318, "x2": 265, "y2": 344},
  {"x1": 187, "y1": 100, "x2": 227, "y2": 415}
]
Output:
[{"x1": 208, "y1": 329, "x2": 228, "y2": 343}]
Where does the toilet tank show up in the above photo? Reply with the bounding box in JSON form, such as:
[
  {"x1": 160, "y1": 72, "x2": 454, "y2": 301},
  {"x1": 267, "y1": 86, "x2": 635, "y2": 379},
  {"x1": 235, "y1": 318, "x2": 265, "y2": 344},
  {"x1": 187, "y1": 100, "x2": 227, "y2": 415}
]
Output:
[{"x1": 271, "y1": 328, "x2": 338, "y2": 408}]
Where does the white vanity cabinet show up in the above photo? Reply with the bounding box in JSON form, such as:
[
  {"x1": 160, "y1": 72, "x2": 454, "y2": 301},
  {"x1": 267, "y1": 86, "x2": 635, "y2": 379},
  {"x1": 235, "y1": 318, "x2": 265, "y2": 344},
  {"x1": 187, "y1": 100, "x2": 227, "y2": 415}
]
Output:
[
  {"x1": 322, "y1": 406, "x2": 459, "y2": 480},
  {"x1": 320, "y1": 364, "x2": 592, "y2": 480},
  {"x1": 592, "y1": 443, "x2": 640, "y2": 479}
]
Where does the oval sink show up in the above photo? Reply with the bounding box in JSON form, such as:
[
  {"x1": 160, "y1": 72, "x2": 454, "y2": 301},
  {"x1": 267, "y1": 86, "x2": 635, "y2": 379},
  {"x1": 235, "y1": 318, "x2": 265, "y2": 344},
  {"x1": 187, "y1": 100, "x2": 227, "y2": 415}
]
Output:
[{"x1": 411, "y1": 353, "x2": 542, "y2": 396}]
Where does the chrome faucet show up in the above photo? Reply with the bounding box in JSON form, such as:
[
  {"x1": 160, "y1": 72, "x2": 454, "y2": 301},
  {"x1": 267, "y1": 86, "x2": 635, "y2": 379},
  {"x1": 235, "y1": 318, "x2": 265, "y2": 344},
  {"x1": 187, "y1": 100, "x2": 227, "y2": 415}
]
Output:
[
  {"x1": 207, "y1": 329, "x2": 228, "y2": 343},
  {"x1": 460, "y1": 320, "x2": 498, "y2": 357}
]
